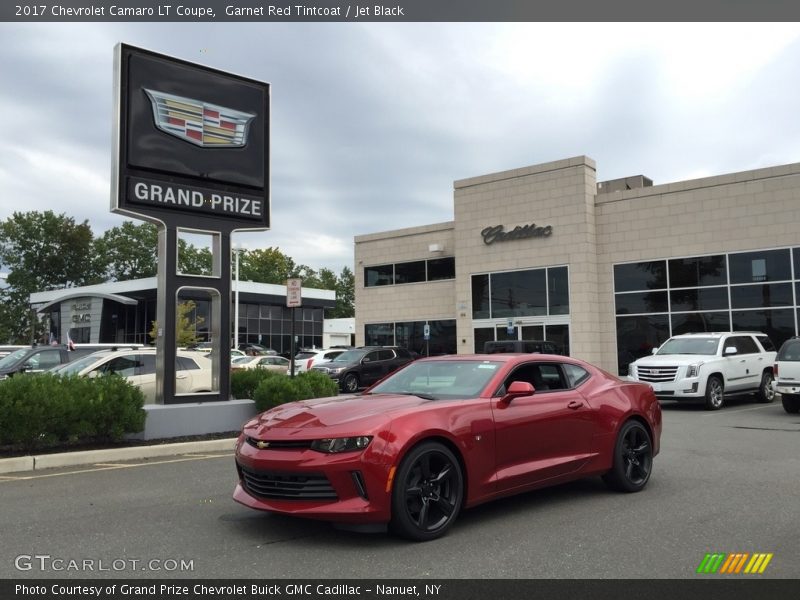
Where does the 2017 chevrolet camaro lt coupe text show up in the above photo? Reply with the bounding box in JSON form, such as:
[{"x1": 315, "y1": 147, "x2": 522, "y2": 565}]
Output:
[{"x1": 233, "y1": 354, "x2": 662, "y2": 541}]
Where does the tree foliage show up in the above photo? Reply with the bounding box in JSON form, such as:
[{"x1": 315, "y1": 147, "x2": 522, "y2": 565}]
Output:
[
  {"x1": 0, "y1": 212, "x2": 354, "y2": 343},
  {"x1": 0, "y1": 211, "x2": 104, "y2": 343},
  {"x1": 148, "y1": 300, "x2": 205, "y2": 346}
]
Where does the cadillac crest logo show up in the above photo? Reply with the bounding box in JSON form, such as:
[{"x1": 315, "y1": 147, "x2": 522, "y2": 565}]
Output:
[{"x1": 144, "y1": 89, "x2": 256, "y2": 148}]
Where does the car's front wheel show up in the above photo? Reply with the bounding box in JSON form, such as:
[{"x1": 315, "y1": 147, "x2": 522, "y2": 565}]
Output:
[
  {"x1": 704, "y1": 375, "x2": 725, "y2": 410},
  {"x1": 390, "y1": 441, "x2": 464, "y2": 541},
  {"x1": 757, "y1": 371, "x2": 775, "y2": 403},
  {"x1": 782, "y1": 393, "x2": 800, "y2": 414},
  {"x1": 602, "y1": 420, "x2": 653, "y2": 493},
  {"x1": 341, "y1": 373, "x2": 360, "y2": 393}
]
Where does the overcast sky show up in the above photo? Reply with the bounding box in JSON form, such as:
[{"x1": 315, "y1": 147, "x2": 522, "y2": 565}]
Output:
[{"x1": 2, "y1": 22, "x2": 800, "y2": 275}]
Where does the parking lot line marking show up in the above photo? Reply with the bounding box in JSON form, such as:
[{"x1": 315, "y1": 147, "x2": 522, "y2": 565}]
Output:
[
  {"x1": 701, "y1": 404, "x2": 778, "y2": 415},
  {"x1": 0, "y1": 453, "x2": 233, "y2": 482}
]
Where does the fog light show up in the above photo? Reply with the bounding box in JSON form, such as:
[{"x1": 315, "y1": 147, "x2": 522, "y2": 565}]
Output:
[{"x1": 684, "y1": 383, "x2": 699, "y2": 393}]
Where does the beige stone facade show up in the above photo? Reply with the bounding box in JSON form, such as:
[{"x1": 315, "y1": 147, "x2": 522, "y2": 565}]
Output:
[{"x1": 355, "y1": 156, "x2": 800, "y2": 375}]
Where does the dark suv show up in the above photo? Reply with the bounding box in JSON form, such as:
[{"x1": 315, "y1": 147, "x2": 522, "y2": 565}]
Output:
[{"x1": 311, "y1": 346, "x2": 415, "y2": 393}]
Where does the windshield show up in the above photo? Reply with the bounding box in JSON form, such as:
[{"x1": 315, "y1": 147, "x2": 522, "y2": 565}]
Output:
[
  {"x1": 0, "y1": 348, "x2": 30, "y2": 368},
  {"x1": 54, "y1": 351, "x2": 112, "y2": 376},
  {"x1": 656, "y1": 337, "x2": 720, "y2": 356},
  {"x1": 368, "y1": 360, "x2": 502, "y2": 400},
  {"x1": 329, "y1": 349, "x2": 368, "y2": 364}
]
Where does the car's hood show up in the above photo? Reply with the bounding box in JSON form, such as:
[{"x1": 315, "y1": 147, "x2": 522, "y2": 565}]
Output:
[
  {"x1": 633, "y1": 354, "x2": 715, "y2": 366},
  {"x1": 245, "y1": 393, "x2": 431, "y2": 437}
]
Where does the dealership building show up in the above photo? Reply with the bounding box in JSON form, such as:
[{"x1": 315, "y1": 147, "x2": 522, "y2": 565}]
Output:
[
  {"x1": 354, "y1": 155, "x2": 800, "y2": 375},
  {"x1": 29, "y1": 278, "x2": 336, "y2": 354}
]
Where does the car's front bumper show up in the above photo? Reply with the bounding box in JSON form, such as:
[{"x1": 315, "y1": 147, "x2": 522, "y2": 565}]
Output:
[
  {"x1": 233, "y1": 439, "x2": 393, "y2": 523},
  {"x1": 626, "y1": 376, "x2": 703, "y2": 400}
]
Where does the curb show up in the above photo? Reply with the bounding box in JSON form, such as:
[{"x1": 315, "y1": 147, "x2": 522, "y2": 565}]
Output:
[{"x1": 0, "y1": 438, "x2": 237, "y2": 475}]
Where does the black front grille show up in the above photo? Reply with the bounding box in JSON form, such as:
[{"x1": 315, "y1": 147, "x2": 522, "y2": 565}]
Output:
[
  {"x1": 239, "y1": 465, "x2": 337, "y2": 500},
  {"x1": 246, "y1": 437, "x2": 312, "y2": 450}
]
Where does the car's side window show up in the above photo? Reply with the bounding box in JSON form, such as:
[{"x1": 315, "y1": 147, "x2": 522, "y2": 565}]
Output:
[
  {"x1": 102, "y1": 356, "x2": 138, "y2": 377},
  {"x1": 138, "y1": 355, "x2": 156, "y2": 376},
  {"x1": 176, "y1": 357, "x2": 199, "y2": 371},
  {"x1": 562, "y1": 363, "x2": 590, "y2": 387},
  {"x1": 496, "y1": 362, "x2": 567, "y2": 396},
  {"x1": 732, "y1": 336, "x2": 758, "y2": 355}
]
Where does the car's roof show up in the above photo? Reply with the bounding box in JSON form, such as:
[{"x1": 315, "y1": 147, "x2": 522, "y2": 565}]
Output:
[{"x1": 415, "y1": 353, "x2": 580, "y2": 364}]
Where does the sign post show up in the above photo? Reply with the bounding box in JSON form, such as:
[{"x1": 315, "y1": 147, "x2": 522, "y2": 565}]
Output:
[
  {"x1": 112, "y1": 43, "x2": 270, "y2": 404},
  {"x1": 286, "y1": 278, "x2": 302, "y2": 377}
]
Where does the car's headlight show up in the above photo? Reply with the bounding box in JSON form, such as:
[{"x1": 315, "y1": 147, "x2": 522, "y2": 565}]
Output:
[
  {"x1": 686, "y1": 363, "x2": 702, "y2": 378},
  {"x1": 628, "y1": 364, "x2": 637, "y2": 378},
  {"x1": 328, "y1": 367, "x2": 344, "y2": 375},
  {"x1": 311, "y1": 436, "x2": 373, "y2": 453}
]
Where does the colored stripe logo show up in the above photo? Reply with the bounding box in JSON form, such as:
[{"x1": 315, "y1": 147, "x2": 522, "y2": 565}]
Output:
[{"x1": 696, "y1": 552, "x2": 773, "y2": 574}]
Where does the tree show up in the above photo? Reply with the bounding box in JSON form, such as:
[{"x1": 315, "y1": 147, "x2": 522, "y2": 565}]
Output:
[
  {"x1": 239, "y1": 247, "x2": 298, "y2": 284},
  {"x1": 149, "y1": 300, "x2": 205, "y2": 346},
  {"x1": 0, "y1": 211, "x2": 104, "y2": 343},
  {"x1": 94, "y1": 221, "x2": 158, "y2": 281},
  {"x1": 332, "y1": 266, "x2": 355, "y2": 318}
]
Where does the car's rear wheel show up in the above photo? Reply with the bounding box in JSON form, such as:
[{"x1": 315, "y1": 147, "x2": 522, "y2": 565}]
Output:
[
  {"x1": 782, "y1": 393, "x2": 800, "y2": 414},
  {"x1": 390, "y1": 441, "x2": 464, "y2": 541},
  {"x1": 602, "y1": 420, "x2": 653, "y2": 493},
  {"x1": 342, "y1": 373, "x2": 360, "y2": 393},
  {"x1": 756, "y1": 371, "x2": 775, "y2": 403},
  {"x1": 704, "y1": 375, "x2": 725, "y2": 410}
]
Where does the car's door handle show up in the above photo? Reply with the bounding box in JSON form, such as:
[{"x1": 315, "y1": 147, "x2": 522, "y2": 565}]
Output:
[
  {"x1": 176, "y1": 373, "x2": 188, "y2": 379},
  {"x1": 567, "y1": 400, "x2": 583, "y2": 410}
]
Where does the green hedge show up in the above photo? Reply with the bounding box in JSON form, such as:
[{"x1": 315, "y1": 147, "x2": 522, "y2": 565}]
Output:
[
  {"x1": 252, "y1": 370, "x2": 339, "y2": 412},
  {"x1": 230, "y1": 368, "x2": 279, "y2": 400},
  {"x1": 0, "y1": 373, "x2": 146, "y2": 451}
]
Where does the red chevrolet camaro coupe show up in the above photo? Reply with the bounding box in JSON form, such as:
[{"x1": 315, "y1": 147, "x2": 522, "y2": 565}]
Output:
[{"x1": 233, "y1": 354, "x2": 662, "y2": 541}]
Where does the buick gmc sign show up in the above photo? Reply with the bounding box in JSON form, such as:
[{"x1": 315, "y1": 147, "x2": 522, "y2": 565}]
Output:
[{"x1": 112, "y1": 44, "x2": 270, "y2": 229}]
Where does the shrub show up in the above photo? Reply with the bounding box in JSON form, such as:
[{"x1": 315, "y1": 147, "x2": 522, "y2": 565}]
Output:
[
  {"x1": 230, "y1": 368, "x2": 278, "y2": 399},
  {"x1": 252, "y1": 370, "x2": 338, "y2": 412},
  {"x1": 0, "y1": 373, "x2": 145, "y2": 451}
]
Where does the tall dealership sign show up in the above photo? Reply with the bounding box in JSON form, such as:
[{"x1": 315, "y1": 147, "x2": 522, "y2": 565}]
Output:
[{"x1": 112, "y1": 43, "x2": 270, "y2": 404}]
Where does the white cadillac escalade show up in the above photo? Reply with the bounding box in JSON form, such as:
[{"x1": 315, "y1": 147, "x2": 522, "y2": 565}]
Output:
[{"x1": 627, "y1": 332, "x2": 777, "y2": 410}]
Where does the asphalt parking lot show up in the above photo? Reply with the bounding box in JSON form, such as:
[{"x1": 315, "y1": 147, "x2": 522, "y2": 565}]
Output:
[{"x1": 1, "y1": 396, "x2": 798, "y2": 580}]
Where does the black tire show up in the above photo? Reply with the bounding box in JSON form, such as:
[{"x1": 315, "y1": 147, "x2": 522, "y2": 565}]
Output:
[
  {"x1": 602, "y1": 420, "x2": 653, "y2": 493},
  {"x1": 704, "y1": 375, "x2": 725, "y2": 410},
  {"x1": 341, "y1": 373, "x2": 360, "y2": 393},
  {"x1": 782, "y1": 393, "x2": 800, "y2": 414},
  {"x1": 390, "y1": 441, "x2": 464, "y2": 541},
  {"x1": 756, "y1": 371, "x2": 775, "y2": 403}
]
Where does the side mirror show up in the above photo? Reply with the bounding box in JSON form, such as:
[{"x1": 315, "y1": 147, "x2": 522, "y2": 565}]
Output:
[
  {"x1": 501, "y1": 380, "x2": 535, "y2": 404},
  {"x1": 362, "y1": 357, "x2": 371, "y2": 364},
  {"x1": 724, "y1": 346, "x2": 738, "y2": 356},
  {"x1": 87, "y1": 370, "x2": 100, "y2": 379},
  {"x1": 651, "y1": 348, "x2": 658, "y2": 355}
]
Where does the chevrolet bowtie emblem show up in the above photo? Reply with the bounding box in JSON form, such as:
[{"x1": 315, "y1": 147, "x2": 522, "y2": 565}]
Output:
[
  {"x1": 144, "y1": 88, "x2": 255, "y2": 148},
  {"x1": 256, "y1": 440, "x2": 270, "y2": 449}
]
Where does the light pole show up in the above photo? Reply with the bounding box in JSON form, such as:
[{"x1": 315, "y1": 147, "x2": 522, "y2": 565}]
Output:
[{"x1": 233, "y1": 245, "x2": 243, "y2": 349}]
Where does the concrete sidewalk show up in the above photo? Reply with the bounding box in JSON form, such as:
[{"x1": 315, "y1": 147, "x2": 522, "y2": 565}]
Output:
[{"x1": 0, "y1": 437, "x2": 237, "y2": 475}]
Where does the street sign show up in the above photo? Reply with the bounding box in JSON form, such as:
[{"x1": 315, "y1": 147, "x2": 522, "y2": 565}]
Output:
[
  {"x1": 424, "y1": 323, "x2": 430, "y2": 340},
  {"x1": 287, "y1": 278, "x2": 302, "y2": 308},
  {"x1": 507, "y1": 319, "x2": 514, "y2": 335}
]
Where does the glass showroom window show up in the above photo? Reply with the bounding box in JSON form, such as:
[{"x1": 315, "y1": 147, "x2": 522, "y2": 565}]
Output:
[
  {"x1": 364, "y1": 264, "x2": 394, "y2": 287},
  {"x1": 365, "y1": 323, "x2": 394, "y2": 346},
  {"x1": 427, "y1": 257, "x2": 455, "y2": 281},
  {"x1": 471, "y1": 266, "x2": 569, "y2": 319},
  {"x1": 614, "y1": 247, "x2": 800, "y2": 375},
  {"x1": 394, "y1": 261, "x2": 426, "y2": 284}
]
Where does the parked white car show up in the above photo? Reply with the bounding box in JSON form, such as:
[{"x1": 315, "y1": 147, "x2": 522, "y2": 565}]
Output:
[
  {"x1": 231, "y1": 355, "x2": 291, "y2": 373},
  {"x1": 627, "y1": 332, "x2": 776, "y2": 410},
  {"x1": 772, "y1": 336, "x2": 800, "y2": 414},
  {"x1": 292, "y1": 348, "x2": 348, "y2": 374},
  {"x1": 53, "y1": 348, "x2": 212, "y2": 404}
]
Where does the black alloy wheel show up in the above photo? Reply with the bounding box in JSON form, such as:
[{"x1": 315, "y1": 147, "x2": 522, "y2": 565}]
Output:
[
  {"x1": 602, "y1": 420, "x2": 653, "y2": 493},
  {"x1": 342, "y1": 373, "x2": 360, "y2": 393},
  {"x1": 390, "y1": 441, "x2": 464, "y2": 541}
]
